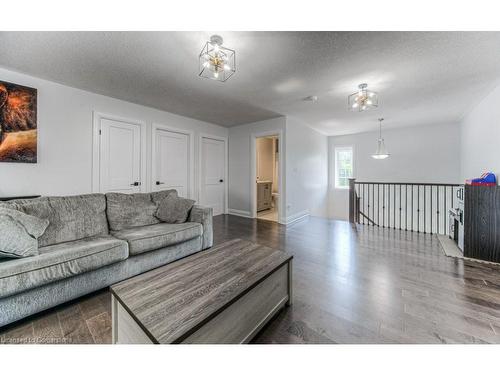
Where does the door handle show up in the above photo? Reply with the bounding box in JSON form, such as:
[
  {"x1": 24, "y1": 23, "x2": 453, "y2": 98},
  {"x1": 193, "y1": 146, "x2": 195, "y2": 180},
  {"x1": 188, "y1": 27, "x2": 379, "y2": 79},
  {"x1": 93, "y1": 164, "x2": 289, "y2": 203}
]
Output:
[
  {"x1": 156, "y1": 181, "x2": 165, "y2": 185},
  {"x1": 130, "y1": 182, "x2": 141, "y2": 186},
  {"x1": 219, "y1": 179, "x2": 224, "y2": 183}
]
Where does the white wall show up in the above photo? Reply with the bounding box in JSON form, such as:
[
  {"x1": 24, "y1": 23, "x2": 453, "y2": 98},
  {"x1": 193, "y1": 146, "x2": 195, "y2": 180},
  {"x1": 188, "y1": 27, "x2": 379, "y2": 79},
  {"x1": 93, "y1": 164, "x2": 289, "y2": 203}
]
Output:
[
  {"x1": 460, "y1": 83, "x2": 500, "y2": 182},
  {"x1": 0, "y1": 67, "x2": 228, "y2": 198},
  {"x1": 228, "y1": 116, "x2": 329, "y2": 223},
  {"x1": 228, "y1": 117, "x2": 286, "y2": 217},
  {"x1": 329, "y1": 122, "x2": 461, "y2": 220},
  {"x1": 285, "y1": 117, "x2": 329, "y2": 220},
  {"x1": 256, "y1": 137, "x2": 274, "y2": 182}
]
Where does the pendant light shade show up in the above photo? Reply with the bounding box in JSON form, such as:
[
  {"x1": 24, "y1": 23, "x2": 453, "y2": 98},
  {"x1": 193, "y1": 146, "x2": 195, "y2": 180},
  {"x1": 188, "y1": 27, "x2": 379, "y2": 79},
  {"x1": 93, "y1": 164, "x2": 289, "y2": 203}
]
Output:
[{"x1": 372, "y1": 118, "x2": 390, "y2": 159}]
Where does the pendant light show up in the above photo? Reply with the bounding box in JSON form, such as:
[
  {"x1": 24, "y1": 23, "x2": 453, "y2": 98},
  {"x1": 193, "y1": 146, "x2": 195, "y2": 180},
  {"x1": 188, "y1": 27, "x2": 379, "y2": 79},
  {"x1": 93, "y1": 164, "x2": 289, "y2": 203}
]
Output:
[{"x1": 372, "y1": 118, "x2": 390, "y2": 159}]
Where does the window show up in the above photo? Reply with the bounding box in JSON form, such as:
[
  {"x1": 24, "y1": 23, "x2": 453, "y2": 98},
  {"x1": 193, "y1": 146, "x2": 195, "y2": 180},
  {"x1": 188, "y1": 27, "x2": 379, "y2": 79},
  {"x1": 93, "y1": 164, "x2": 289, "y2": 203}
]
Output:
[{"x1": 334, "y1": 146, "x2": 353, "y2": 189}]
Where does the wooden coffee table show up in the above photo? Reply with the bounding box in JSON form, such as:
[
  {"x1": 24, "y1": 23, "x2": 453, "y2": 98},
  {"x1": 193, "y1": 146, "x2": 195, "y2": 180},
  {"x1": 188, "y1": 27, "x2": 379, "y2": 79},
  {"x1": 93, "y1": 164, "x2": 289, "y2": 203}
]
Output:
[{"x1": 110, "y1": 238, "x2": 293, "y2": 344}]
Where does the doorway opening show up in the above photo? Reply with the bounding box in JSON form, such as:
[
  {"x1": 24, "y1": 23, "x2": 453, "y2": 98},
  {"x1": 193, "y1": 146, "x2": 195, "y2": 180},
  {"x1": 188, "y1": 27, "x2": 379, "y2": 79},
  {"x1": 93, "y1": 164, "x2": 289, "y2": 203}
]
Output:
[{"x1": 255, "y1": 135, "x2": 280, "y2": 222}]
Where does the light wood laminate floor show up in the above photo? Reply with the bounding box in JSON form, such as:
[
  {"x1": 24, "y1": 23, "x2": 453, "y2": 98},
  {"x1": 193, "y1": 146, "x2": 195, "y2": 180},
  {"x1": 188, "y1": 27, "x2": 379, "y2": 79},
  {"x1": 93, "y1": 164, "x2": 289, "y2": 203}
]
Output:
[
  {"x1": 257, "y1": 207, "x2": 278, "y2": 222},
  {"x1": 2, "y1": 215, "x2": 500, "y2": 344}
]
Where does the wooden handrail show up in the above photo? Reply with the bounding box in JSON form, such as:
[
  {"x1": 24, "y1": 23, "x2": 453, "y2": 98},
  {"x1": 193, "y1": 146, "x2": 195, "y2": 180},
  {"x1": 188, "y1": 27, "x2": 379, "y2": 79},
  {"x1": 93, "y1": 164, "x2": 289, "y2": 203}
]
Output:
[{"x1": 354, "y1": 181, "x2": 461, "y2": 187}]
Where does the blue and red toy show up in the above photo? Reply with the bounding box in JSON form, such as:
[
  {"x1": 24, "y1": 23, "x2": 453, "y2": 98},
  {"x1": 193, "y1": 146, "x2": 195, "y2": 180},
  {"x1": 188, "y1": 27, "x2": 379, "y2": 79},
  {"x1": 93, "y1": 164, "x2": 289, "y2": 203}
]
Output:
[{"x1": 466, "y1": 172, "x2": 497, "y2": 186}]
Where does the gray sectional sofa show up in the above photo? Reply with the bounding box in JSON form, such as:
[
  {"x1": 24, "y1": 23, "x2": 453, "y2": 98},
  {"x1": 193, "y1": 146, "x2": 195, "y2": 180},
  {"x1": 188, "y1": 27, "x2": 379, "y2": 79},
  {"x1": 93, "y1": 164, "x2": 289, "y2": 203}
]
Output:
[{"x1": 0, "y1": 190, "x2": 213, "y2": 328}]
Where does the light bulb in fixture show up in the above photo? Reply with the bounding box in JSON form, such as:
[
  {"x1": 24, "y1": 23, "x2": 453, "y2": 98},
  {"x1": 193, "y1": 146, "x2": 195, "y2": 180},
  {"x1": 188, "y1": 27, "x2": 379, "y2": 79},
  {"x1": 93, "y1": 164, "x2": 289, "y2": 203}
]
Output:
[
  {"x1": 348, "y1": 83, "x2": 378, "y2": 112},
  {"x1": 203, "y1": 61, "x2": 209, "y2": 68},
  {"x1": 224, "y1": 64, "x2": 231, "y2": 71},
  {"x1": 352, "y1": 102, "x2": 358, "y2": 108},
  {"x1": 213, "y1": 71, "x2": 219, "y2": 79}
]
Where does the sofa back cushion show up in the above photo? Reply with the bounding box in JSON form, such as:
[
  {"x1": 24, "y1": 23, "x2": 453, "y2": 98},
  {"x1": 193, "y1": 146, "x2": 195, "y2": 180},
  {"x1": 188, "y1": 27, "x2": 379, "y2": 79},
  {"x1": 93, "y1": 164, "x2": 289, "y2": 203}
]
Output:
[
  {"x1": 106, "y1": 189, "x2": 177, "y2": 231},
  {"x1": 6, "y1": 194, "x2": 108, "y2": 247},
  {"x1": 155, "y1": 195, "x2": 195, "y2": 224},
  {"x1": 151, "y1": 189, "x2": 177, "y2": 205},
  {"x1": 106, "y1": 190, "x2": 177, "y2": 231},
  {"x1": 0, "y1": 207, "x2": 49, "y2": 258}
]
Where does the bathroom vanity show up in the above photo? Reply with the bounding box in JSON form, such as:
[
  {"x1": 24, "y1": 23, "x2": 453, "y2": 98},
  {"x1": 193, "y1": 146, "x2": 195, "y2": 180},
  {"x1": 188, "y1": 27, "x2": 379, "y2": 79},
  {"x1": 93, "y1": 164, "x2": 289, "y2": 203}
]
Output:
[{"x1": 257, "y1": 181, "x2": 273, "y2": 212}]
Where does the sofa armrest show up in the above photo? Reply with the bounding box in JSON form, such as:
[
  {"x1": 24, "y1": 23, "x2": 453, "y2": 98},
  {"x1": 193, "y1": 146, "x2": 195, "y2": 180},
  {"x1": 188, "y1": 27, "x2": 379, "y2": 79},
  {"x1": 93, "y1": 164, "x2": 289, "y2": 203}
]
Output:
[{"x1": 188, "y1": 205, "x2": 213, "y2": 249}]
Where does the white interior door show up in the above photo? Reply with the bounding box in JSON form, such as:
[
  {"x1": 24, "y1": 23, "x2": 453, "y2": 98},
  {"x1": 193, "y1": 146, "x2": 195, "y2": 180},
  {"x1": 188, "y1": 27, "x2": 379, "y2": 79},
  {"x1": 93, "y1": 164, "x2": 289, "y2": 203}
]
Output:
[
  {"x1": 99, "y1": 118, "x2": 142, "y2": 193},
  {"x1": 153, "y1": 128, "x2": 190, "y2": 197},
  {"x1": 200, "y1": 136, "x2": 226, "y2": 216}
]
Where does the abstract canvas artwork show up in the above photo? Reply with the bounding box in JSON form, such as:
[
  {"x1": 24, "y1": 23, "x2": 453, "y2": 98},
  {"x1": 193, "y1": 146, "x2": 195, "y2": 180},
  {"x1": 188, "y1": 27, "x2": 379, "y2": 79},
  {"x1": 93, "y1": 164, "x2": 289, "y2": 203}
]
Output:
[{"x1": 0, "y1": 80, "x2": 37, "y2": 163}]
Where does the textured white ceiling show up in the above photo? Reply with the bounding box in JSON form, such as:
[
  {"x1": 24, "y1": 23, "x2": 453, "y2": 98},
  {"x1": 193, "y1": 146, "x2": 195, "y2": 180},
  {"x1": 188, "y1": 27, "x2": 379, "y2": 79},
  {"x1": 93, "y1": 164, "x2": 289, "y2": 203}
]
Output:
[{"x1": 1, "y1": 31, "x2": 499, "y2": 135}]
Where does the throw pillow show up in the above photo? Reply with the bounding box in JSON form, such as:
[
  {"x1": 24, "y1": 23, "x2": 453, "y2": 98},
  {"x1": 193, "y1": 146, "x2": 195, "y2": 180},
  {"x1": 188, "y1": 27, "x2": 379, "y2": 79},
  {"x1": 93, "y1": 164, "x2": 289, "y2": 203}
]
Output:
[
  {"x1": 0, "y1": 208, "x2": 49, "y2": 258},
  {"x1": 155, "y1": 195, "x2": 196, "y2": 224}
]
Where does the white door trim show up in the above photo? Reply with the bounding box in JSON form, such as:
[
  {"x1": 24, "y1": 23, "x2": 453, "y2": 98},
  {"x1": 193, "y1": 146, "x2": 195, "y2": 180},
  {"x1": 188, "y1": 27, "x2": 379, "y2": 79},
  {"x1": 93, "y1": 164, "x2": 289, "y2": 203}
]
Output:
[
  {"x1": 92, "y1": 111, "x2": 147, "y2": 193},
  {"x1": 198, "y1": 133, "x2": 228, "y2": 213},
  {"x1": 151, "y1": 123, "x2": 195, "y2": 199},
  {"x1": 251, "y1": 130, "x2": 284, "y2": 224}
]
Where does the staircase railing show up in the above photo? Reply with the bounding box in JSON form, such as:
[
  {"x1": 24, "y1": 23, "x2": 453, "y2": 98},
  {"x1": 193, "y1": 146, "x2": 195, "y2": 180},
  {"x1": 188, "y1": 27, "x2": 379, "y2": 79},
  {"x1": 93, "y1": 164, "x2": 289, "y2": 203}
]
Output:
[{"x1": 348, "y1": 178, "x2": 461, "y2": 235}]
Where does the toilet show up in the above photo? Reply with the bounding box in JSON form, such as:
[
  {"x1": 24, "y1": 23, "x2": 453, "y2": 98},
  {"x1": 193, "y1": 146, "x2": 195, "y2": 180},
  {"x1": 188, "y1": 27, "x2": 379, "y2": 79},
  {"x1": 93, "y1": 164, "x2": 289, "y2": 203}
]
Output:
[{"x1": 272, "y1": 192, "x2": 279, "y2": 208}]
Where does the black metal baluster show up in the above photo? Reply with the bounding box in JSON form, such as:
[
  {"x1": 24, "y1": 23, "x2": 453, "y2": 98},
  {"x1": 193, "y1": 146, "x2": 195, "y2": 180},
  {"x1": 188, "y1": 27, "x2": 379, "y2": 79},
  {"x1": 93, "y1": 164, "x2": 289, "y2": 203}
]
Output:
[
  {"x1": 377, "y1": 184, "x2": 379, "y2": 226},
  {"x1": 368, "y1": 184, "x2": 370, "y2": 225},
  {"x1": 399, "y1": 185, "x2": 402, "y2": 230},
  {"x1": 366, "y1": 183, "x2": 368, "y2": 225},
  {"x1": 383, "y1": 184, "x2": 385, "y2": 228},
  {"x1": 411, "y1": 185, "x2": 414, "y2": 232},
  {"x1": 393, "y1": 184, "x2": 396, "y2": 229},
  {"x1": 437, "y1": 186, "x2": 440, "y2": 234},
  {"x1": 362, "y1": 183, "x2": 364, "y2": 225},
  {"x1": 371, "y1": 184, "x2": 374, "y2": 225},
  {"x1": 430, "y1": 186, "x2": 433, "y2": 233},
  {"x1": 423, "y1": 185, "x2": 426, "y2": 234},
  {"x1": 444, "y1": 186, "x2": 447, "y2": 235},
  {"x1": 417, "y1": 185, "x2": 420, "y2": 233},
  {"x1": 405, "y1": 184, "x2": 408, "y2": 231},
  {"x1": 387, "y1": 184, "x2": 390, "y2": 228},
  {"x1": 369, "y1": 184, "x2": 371, "y2": 225},
  {"x1": 368, "y1": 183, "x2": 370, "y2": 225}
]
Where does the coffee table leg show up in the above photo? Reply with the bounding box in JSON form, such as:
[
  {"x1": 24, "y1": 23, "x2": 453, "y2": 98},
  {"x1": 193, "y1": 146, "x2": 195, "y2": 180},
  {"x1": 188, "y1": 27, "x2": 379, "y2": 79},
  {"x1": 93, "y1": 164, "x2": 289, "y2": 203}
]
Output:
[
  {"x1": 286, "y1": 259, "x2": 293, "y2": 306},
  {"x1": 111, "y1": 294, "x2": 118, "y2": 344}
]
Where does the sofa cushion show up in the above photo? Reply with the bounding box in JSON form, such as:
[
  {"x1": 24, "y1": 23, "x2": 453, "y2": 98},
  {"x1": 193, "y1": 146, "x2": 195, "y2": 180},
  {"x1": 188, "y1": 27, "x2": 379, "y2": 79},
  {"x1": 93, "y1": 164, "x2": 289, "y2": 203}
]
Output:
[
  {"x1": 0, "y1": 236, "x2": 128, "y2": 298},
  {"x1": 151, "y1": 189, "x2": 178, "y2": 204},
  {"x1": 106, "y1": 190, "x2": 177, "y2": 231},
  {"x1": 155, "y1": 195, "x2": 195, "y2": 224},
  {"x1": 0, "y1": 208, "x2": 49, "y2": 259},
  {"x1": 6, "y1": 194, "x2": 109, "y2": 247},
  {"x1": 111, "y1": 222, "x2": 202, "y2": 255}
]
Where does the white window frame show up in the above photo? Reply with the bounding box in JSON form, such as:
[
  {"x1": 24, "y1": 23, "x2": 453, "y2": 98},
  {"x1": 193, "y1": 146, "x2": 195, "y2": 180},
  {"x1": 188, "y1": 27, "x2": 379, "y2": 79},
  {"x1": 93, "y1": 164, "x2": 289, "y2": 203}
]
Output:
[{"x1": 334, "y1": 146, "x2": 354, "y2": 189}]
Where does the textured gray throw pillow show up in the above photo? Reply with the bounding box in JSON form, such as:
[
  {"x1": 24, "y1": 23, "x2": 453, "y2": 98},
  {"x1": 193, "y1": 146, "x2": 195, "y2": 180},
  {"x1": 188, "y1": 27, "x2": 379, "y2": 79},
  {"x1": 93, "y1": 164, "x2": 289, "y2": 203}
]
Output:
[
  {"x1": 155, "y1": 195, "x2": 196, "y2": 224},
  {"x1": 0, "y1": 208, "x2": 49, "y2": 258}
]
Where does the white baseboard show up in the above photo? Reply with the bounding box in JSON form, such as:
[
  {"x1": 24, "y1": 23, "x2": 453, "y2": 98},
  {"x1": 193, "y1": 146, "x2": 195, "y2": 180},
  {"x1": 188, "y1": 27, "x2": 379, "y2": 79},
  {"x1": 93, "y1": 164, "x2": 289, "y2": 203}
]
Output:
[
  {"x1": 228, "y1": 208, "x2": 253, "y2": 218},
  {"x1": 284, "y1": 210, "x2": 310, "y2": 225}
]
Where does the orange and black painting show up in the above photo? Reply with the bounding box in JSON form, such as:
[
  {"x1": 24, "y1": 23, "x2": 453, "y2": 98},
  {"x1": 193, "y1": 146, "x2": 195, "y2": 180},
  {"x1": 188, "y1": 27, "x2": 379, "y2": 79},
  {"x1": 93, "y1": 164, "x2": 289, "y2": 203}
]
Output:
[{"x1": 0, "y1": 80, "x2": 37, "y2": 163}]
